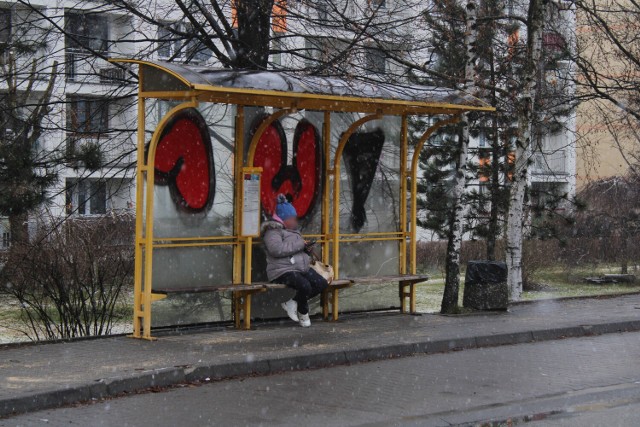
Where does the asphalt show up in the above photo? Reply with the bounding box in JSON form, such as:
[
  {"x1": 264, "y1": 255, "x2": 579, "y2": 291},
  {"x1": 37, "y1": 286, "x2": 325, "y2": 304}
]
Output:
[
  {"x1": 1, "y1": 293, "x2": 640, "y2": 419},
  {"x1": 4, "y1": 330, "x2": 640, "y2": 426}
]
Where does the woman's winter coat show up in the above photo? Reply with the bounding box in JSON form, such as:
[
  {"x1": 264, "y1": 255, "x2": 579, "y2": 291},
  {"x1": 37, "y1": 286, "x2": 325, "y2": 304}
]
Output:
[{"x1": 261, "y1": 219, "x2": 310, "y2": 281}]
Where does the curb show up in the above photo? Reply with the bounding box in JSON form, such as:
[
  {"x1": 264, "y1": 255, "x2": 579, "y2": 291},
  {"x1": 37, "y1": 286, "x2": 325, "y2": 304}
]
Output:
[
  {"x1": 510, "y1": 291, "x2": 640, "y2": 306},
  {"x1": 2, "y1": 319, "x2": 640, "y2": 418}
]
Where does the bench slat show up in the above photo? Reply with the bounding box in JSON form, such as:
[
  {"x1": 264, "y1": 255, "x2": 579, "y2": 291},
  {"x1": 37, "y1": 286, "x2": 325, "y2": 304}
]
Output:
[
  {"x1": 347, "y1": 274, "x2": 429, "y2": 285},
  {"x1": 154, "y1": 284, "x2": 264, "y2": 294},
  {"x1": 154, "y1": 278, "x2": 354, "y2": 295}
]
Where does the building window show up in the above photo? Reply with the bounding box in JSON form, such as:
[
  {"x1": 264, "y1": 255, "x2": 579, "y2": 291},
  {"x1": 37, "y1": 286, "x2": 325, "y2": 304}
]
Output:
[
  {"x1": 365, "y1": 47, "x2": 386, "y2": 74},
  {"x1": 0, "y1": 8, "x2": 11, "y2": 47},
  {"x1": 66, "y1": 179, "x2": 107, "y2": 215},
  {"x1": 271, "y1": 36, "x2": 283, "y2": 66},
  {"x1": 317, "y1": 0, "x2": 329, "y2": 21},
  {"x1": 369, "y1": 0, "x2": 387, "y2": 9},
  {"x1": 65, "y1": 12, "x2": 109, "y2": 53},
  {"x1": 157, "y1": 22, "x2": 211, "y2": 62},
  {"x1": 1, "y1": 230, "x2": 10, "y2": 249},
  {"x1": 67, "y1": 96, "x2": 110, "y2": 136},
  {"x1": 304, "y1": 36, "x2": 349, "y2": 73},
  {"x1": 478, "y1": 131, "x2": 487, "y2": 147},
  {"x1": 157, "y1": 23, "x2": 180, "y2": 59}
]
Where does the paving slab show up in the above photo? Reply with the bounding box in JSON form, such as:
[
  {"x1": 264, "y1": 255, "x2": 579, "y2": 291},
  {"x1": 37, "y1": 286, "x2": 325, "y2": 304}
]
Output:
[{"x1": 1, "y1": 293, "x2": 640, "y2": 418}]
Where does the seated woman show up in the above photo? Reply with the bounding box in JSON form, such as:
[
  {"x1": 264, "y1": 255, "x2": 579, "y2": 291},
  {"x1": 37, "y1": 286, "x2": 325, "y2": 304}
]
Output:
[{"x1": 260, "y1": 194, "x2": 328, "y2": 327}]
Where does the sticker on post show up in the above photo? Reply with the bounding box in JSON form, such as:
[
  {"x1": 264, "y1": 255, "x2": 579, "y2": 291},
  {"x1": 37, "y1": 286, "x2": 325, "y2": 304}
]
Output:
[{"x1": 242, "y1": 173, "x2": 261, "y2": 237}]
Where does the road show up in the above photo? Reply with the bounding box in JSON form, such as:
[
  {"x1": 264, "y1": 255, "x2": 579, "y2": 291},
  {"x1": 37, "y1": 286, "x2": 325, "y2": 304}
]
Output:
[{"x1": 3, "y1": 332, "x2": 640, "y2": 426}]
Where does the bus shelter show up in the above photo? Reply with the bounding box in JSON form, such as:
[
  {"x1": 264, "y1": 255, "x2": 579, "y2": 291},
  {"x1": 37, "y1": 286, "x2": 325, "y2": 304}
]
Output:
[{"x1": 114, "y1": 59, "x2": 493, "y2": 340}]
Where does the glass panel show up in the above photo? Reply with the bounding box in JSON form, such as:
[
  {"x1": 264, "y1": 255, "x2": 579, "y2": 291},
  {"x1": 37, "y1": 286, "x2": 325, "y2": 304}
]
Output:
[
  {"x1": 90, "y1": 180, "x2": 107, "y2": 214},
  {"x1": 145, "y1": 102, "x2": 236, "y2": 239},
  {"x1": 331, "y1": 113, "x2": 401, "y2": 234},
  {"x1": 338, "y1": 240, "x2": 400, "y2": 278},
  {"x1": 151, "y1": 292, "x2": 232, "y2": 327},
  {"x1": 151, "y1": 245, "x2": 233, "y2": 289},
  {"x1": 244, "y1": 107, "x2": 325, "y2": 235},
  {"x1": 147, "y1": 244, "x2": 234, "y2": 327}
]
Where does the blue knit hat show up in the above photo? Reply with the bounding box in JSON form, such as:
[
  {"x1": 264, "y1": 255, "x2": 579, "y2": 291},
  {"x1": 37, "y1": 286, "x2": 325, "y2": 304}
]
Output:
[{"x1": 275, "y1": 194, "x2": 297, "y2": 221}]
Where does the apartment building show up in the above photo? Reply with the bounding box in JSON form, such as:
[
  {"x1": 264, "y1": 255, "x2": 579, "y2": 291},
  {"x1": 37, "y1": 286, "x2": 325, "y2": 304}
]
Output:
[
  {"x1": 0, "y1": 0, "x2": 576, "y2": 247},
  {"x1": 574, "y1": 0, "x2": 637, "y2": 187}
]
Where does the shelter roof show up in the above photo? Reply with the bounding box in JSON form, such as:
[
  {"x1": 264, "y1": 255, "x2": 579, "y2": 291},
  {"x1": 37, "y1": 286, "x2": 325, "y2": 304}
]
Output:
[{"x1": 114, "y1": 59, "x2": 494, "y2": 115}]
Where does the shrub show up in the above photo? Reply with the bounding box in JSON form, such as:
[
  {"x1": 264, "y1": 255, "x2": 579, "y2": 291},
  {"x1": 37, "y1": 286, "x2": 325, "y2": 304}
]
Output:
[{"x1": 0, "y1": 214, "x2": 134, "y2": 341}]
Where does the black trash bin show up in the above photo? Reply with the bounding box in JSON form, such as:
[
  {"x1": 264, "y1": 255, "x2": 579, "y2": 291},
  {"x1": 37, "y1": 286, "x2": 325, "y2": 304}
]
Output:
[{"x1": 463, "y1": 261, "x2": 508, "y2": 310}]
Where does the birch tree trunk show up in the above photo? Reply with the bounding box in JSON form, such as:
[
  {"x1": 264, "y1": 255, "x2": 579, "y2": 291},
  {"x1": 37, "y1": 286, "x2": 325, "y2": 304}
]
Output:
[
  {"x1": 441, "y1": 0, "x2": 477, "y2": 313},
  {"x1": 505, "y1": 0, "x2": 546, "y2": 300}
]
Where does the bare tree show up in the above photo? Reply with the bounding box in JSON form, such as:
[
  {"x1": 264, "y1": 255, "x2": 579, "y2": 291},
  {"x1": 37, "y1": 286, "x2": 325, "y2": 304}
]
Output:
[
  {"x1": 441, "y1": 0, "x2": 478, "y2": 313},
  {"x1": 504, "y1": 0, "x2": 548, "y2": 300}
]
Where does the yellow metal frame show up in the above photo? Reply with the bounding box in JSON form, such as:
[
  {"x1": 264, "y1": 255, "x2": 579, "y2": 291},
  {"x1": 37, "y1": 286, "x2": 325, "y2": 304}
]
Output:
[
  {"x1": 117, "y1": 58, "x2": 492, "y2": 338},
  {"x1": 399, "y1": 115, "x2": 408, "y2": 275},
  {"x1": 321, "y1": 111, "x2": 331, "y2": 265}
]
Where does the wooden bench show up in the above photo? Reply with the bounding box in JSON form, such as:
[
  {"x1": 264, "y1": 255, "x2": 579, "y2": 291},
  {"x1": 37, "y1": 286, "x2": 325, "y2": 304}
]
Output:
[{"x1": 153, "y1": 274, "x2": 428, "y2": 330}]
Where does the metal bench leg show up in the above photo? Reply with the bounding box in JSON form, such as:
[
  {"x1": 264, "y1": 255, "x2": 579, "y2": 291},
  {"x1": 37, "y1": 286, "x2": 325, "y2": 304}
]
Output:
[
  {"x1": 243, "y1": 292, "x2": 252, "y2": 330},
  {"x1": 410, "y1": 283, "x2": 417, "y2": 314},
  {"x1": 331, "y1": 289, "x2": 339, "y2": 321},
  {"x1": 233, "y1": 291, "x2": 241, "y2": 329},
  {"x1": 322, "y1": 289, "x2": 330, "y2": 321},
  {"x1": 399, "y1": 282, "x2": 407, "y2": 313},
  {"x1": 399, "y1": 282, "x2": 418, "y2": 314}
]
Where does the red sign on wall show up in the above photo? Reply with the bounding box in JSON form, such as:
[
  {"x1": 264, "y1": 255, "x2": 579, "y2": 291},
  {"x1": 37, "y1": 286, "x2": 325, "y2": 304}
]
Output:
[
  {"x1": 152, "y1": 108, "x2": 215, "y2": 213},
  {"x1": 252, "y1": 117, "x2": 322, "y2": 219}
]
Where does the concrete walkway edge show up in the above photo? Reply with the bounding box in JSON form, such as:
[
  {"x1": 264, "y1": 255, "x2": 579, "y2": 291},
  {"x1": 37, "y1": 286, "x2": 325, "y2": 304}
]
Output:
[{"x1": 3, "y1": 318, "x2": 640, "y2": 418}]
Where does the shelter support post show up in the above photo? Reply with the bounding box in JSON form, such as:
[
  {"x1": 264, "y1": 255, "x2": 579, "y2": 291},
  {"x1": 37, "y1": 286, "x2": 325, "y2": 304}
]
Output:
[
  {"x1": 233, "y1": 107, "x2": 244, "y2": 285},
  {"x1": 131, "y1": 91, "x2": 146, "y2": 339},
  {"x1": 232, "y1": 106, "x2": 245, "y2": 328},
  {"x1": 409, "y1": 115, "x2": 461, "y2": 275},
  {"x1": 399, "y1": 115, "x2": 408, "y2": 274},
  {"x1": 331, "y1": 113, "x2": 383, "y2": 278},
  {"x1": 322, "y1": 111, "x2": 331, "y2": 264}
]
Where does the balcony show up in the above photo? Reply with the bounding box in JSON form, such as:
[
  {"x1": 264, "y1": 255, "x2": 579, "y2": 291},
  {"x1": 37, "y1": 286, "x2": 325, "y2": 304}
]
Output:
[
  {"x1": 65, "y1": 50, "x2": 128, "y2": 85},
  {"x1": 531, "y1": 150, "x2": 567, "y2": 176},
  {"x1": 66, "y1": 135, "x2": 136, "y2": 169}
]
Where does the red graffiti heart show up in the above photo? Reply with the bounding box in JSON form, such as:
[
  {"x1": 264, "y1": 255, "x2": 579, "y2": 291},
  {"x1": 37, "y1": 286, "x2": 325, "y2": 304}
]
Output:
[
  {"x1": 153, "y1": 108, "x2": 215, "y2": 212},
  {"x1": 252, "y1": 118, "x2": 322, "y2": 219}
]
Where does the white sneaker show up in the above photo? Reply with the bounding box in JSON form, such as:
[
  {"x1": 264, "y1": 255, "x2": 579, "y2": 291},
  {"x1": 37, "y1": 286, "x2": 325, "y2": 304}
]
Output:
[
  {"x1": 298, "y1": 312, "x2": 311, "y2": 328},
  {"x1": 281, "y1": 299, "x2": 299, "y2": 322}
]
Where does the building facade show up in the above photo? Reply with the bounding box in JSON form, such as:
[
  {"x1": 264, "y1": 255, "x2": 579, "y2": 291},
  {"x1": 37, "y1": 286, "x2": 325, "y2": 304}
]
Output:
[{"x1": 0, "y1": 0, "x2": 577, "y2": 247}]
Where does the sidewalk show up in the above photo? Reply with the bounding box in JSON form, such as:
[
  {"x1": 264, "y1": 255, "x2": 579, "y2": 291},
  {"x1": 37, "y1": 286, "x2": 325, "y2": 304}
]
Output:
[{"x1": 1, "y1": 293, "x2": 640, "y2": 418}]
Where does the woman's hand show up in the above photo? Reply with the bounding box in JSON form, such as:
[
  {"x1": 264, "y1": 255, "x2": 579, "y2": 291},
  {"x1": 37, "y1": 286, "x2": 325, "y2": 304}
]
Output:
[{"x1": 304, "y1": 239, "x2": 317, "y2": 254}]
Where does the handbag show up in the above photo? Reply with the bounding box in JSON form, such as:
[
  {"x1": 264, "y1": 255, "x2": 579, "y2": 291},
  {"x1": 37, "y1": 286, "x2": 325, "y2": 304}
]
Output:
[{"x1": 309, "y1": 250, "x2": 334, "y2": 284}]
